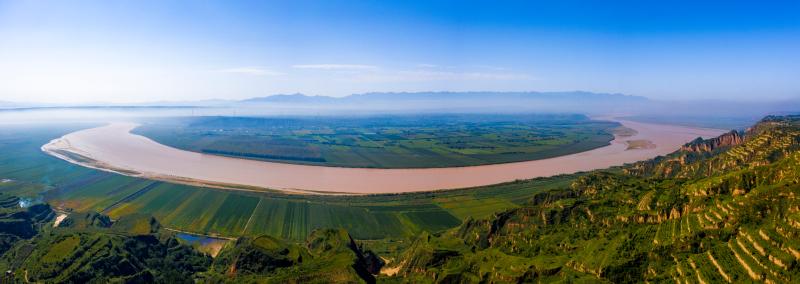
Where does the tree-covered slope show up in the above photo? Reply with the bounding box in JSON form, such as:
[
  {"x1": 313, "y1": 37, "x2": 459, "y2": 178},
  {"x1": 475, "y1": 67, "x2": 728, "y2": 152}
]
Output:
[
  {"x1": 0, "y1": 211, "x2": 211, "y2": 283},
  {"x1": 205, "y1": 228, "x2": 383, "y2": 283},
  {"x1": 0, "y1": 193, "x2": 54, "y2": 254}
]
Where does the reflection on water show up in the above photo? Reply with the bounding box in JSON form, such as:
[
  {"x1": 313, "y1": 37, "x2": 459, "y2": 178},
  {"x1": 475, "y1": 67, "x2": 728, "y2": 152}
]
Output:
[{"x1": 176, "y1": 233, "x2": 228, "y2": 245}]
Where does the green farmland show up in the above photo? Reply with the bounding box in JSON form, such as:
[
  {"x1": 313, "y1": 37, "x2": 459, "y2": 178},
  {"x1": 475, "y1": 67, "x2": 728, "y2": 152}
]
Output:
[
  {"x1": 133, "y1": 114, "x2": 618, "y2": 168},
  {"x1": 0, "y1": 123, "x2": 577, "y2": 241}
]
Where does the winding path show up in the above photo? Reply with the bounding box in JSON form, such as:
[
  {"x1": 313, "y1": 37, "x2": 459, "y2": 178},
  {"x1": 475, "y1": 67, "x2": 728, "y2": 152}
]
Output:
[{"x1": 42, "y1": 119, "x2": 724, "y2": 194}]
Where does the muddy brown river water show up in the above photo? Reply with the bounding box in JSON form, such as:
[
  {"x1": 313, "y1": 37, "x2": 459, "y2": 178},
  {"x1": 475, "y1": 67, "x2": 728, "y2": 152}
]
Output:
[{"x1": 42, "y1": 119, "x2": 724, "y2": 194}]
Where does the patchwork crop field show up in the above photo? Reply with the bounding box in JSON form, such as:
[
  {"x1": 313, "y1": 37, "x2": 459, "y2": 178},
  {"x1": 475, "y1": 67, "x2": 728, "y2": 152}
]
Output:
[{"x1": 133, "y1": 114, "x2": 618, "y2": 168}]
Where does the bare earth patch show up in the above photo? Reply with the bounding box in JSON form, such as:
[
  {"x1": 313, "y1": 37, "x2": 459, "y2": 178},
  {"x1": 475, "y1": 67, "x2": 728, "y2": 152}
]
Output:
[
  {"x1": 199, "y1": 241, "x2": 226, "y2": 258},
  {"x1": 625, "y1": 139, "x2": 656, "y2": 150},
  {"x1": 613, "y1": 126, "x2": 638, "y2": 137},
  {"x1": 380, "y1": 257, "x2": 403, "y2": 276},
  {"x1": 53, "y1": 213, "x2": 68, "y2": 228}
]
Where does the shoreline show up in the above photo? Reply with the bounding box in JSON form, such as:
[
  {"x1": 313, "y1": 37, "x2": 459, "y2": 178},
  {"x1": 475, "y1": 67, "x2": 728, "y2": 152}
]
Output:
[{"x1": 42, "y1": 118, "x2": 725, "y2": 195}]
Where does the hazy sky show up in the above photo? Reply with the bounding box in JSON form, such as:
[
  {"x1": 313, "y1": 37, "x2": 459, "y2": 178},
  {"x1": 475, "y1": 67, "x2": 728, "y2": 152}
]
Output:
[{"x1": 1, "y1": 0, "x2": 799, "y2": 103}]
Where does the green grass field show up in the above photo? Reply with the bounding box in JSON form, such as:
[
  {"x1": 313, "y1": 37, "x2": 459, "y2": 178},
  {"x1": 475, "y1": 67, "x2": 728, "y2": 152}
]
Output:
[
  {"x1": 133, "y1": 114, "x2": 618, "y2": 168},
  {"x1": 0, "y1": 123, "x2": 577, "y2": 240}
]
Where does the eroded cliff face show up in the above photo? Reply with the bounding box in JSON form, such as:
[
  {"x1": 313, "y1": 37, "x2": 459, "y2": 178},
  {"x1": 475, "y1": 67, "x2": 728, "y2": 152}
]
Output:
[
  {"x1": 625, "y1": 130, "x2": 745, "y2": 178},
  {"x1": 625, "y1": 116, "x2": 800, "y2": 179},
  {"x1": 680, "y1": 130, "x2": 744, "y2": 153}
]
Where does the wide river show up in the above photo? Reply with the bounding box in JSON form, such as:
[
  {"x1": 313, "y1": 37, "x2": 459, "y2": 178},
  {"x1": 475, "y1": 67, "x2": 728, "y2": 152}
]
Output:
[{"x1": 42, "y1": 119, "x2": 724, "y2": 194}]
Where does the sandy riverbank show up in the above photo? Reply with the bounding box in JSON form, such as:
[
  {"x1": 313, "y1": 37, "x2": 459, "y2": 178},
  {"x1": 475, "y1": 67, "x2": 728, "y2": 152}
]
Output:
[{"x1": 42, "y1": 119, "x2": 724, "y2": 194}]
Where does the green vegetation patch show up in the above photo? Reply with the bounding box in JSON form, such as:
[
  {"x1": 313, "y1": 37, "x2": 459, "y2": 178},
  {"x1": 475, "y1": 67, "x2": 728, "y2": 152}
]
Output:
[
  {"x1": 41, "y1": 235, "x2": 80, "y2": 263},
  {"x1": 134, "y1": 114, "x2": 618, "y2": 168}
]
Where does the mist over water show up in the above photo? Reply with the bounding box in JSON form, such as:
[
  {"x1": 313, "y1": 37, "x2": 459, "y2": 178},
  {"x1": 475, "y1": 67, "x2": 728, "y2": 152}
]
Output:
[
  {"x1": 0, "y1": 108, "x2": 189, "y2": 125},
  {"x1": 0, "y1": 107, "x2": 274, "y2": 125},
  {"x1": 1, "y1": 91, "x2": 795, "y2": 130},
  {"x1": 0, "y1": 107, "x2": 452, "y2": 125}
]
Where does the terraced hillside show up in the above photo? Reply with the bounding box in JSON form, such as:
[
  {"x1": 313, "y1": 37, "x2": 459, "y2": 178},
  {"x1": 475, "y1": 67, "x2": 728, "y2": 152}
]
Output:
[{"x1": 383, "y1": 115, "x2": 800, "y2": 282}]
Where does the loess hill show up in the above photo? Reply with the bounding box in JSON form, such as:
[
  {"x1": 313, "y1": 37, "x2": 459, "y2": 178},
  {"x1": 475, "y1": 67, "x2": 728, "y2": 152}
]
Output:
[
  {"x1": 0, "y1": 115, "x2": 799, "y2": 282},
  {"x1": 384, "y1": 115, "x2": 800, "y2": 282}
]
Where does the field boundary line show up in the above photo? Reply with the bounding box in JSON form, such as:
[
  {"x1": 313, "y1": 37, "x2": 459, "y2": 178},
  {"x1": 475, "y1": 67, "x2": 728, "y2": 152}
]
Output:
[
  {"x1": 241, "y1": 198, "x2": 262, "y2": 235},
  {"x1": 100, "y1": 181, "x2": 161, "y2": 214}
]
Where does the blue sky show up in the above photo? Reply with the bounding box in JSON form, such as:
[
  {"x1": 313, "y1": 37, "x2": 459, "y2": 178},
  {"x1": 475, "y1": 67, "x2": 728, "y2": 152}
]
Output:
[{"x1": 0, "y1": 0, "x2": 798, "y2": 103}]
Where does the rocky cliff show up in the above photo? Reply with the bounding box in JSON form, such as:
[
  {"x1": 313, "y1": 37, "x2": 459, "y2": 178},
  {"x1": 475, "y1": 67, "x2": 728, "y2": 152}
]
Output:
[{"x1": 680, "y1": 130, "x2": 744, "y2": 153}]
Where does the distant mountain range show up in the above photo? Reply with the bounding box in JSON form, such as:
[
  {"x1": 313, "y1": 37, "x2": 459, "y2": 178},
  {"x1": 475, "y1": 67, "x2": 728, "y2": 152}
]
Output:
[
  {"x1": 235, "y1": 91, "x2": 650, "y2": 114},
  {"x1": 2, "y1": 92, "x2": 797, "y2": 127},
  {"x1": 236, "y1": 92, "x2": 799, "y2": 122},
  {"x1": 0, "y1": 91, "x2": 647, "y2": 107},
  {"x1": 242, "y1": 91, "x2": 644, "y2": 103},
  {"x1": 0, "y1": 91, "x2": 651, "y2": 114}
]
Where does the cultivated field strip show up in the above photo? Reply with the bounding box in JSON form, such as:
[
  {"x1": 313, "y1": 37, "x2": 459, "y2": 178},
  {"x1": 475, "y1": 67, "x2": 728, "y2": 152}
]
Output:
[
  {"x1": 54, "y1": 176, "x2": 560, "y2": 239},
  {"x1": 134, "y1": 115, "x2": 619, "y2": 169}
]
